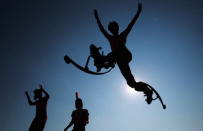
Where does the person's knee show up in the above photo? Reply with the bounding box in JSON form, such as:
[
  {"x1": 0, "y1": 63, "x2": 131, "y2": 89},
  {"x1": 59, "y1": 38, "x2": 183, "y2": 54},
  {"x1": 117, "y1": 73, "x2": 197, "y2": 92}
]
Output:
[
  {"x1": 127, "y1": 80, "x2": 145, "y2": 92},
  {"x1": 126, "y1": 79, "x2": 140, "y2": 90},
  {"x1": 127, "y1": 80, "x2": 134, "y2": 87}
]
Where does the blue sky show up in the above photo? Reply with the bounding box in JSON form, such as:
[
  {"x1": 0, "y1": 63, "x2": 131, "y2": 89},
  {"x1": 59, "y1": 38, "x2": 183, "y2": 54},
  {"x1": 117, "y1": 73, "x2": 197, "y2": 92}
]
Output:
[{"x1": 0, "y1": 0, "x2": 203, "y2": 131}]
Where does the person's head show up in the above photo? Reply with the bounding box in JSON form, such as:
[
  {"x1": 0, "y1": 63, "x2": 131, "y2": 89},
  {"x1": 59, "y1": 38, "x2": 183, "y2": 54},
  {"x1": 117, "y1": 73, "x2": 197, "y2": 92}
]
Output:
[
  {"x1": 90, "y1": 44, "x2": 97, "y2": 51},
  {"x1": 108, "y1": 21, "x2": 119, "y2": 35},
  {"x1": 75, "y1": 98, "x2": 83, "y2": 109},
  {"x1": 75, "y1": 92, "x2": 83, "y2": 109},
  {"x1": 34, "y1": 89, "x2": 42, "y2": 100}
]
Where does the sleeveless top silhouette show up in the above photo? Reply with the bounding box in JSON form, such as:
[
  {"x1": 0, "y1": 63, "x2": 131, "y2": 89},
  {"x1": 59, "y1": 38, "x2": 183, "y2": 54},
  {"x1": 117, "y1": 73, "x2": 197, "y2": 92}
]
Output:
[
  {"x1": 29, "y1": 97, "x2": 49, "y2": 131},
  {"x1": 107, "y1": 34, "x2": 132, "y2": 63},
  {"x1": 72, "y1": 109, "x2": 89, "y2": 131}
]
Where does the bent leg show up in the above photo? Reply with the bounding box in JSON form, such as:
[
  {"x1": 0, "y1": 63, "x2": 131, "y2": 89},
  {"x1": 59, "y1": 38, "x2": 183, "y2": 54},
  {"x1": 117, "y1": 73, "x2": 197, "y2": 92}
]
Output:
[
  {"x1": 29, "y1": 117, "x2": 46, "y2": 131},
  {"x1": 29, "y1": 118, "x2": 38, "y2": 131},
  {"x1": 117, "y1": 62, "x2": 150, "y2": 94}
]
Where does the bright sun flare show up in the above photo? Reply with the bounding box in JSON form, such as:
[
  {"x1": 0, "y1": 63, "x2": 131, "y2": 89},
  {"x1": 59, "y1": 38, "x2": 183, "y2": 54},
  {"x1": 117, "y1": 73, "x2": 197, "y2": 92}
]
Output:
[
  {"x1": 125, "y1": 86, "x2": 141, "y2": 97},
  {"x1": 123, "y1": 77, "x2": 144, "y2": 98}
]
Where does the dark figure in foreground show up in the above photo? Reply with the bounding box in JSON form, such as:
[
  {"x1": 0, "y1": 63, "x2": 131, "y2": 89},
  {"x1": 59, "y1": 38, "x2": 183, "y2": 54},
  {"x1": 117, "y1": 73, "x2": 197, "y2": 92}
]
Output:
[
  {"x1": 25, "y1": 84, "x2": 50, "y2": 131},
  {"x1": 94, "y1": 3, "x2": 154, "y2": 104},
  {"x1": 85, "y1": 44, "x2": 115, "y2": 72},
  {"x1": 64, "y1": 92, "x2": 89, "y2": 131}
]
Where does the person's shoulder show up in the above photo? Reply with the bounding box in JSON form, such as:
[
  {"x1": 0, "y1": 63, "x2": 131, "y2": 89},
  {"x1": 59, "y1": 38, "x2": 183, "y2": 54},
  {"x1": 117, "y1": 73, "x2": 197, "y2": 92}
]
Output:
[
  {"x1": 82, "y1": 109, "x2": 89, "y2": 114},
  {"x1": 71, "y1": 109, "x2": 77, "y2": 116},
  {"x1": 120, "y1": 32, "x2": 127, "y2": 38},
  {"x1": 72, "y1": 109, "x2": 77, "y2": 114},
  {"x1": 107, "y1": 34, "x2": 113, "y2": 39},
  {"x1": 42, "y1": 96, "x2": 49, "y2": 101}
]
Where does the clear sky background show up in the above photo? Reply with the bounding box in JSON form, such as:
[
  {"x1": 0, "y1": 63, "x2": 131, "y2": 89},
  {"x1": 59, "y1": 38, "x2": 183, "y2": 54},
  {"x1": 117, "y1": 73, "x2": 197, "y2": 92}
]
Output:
[{"x1": 0, "y1": 0, "x2": 203, "y2": 131}]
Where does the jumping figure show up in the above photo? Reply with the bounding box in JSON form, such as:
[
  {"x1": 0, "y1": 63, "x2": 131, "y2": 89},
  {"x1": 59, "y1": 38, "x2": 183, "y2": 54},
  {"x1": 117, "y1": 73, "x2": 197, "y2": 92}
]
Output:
[
  {"x1": 64, "y1": 92, "x2": 89, "y2": 131},
  {"x1": 94, "y1": 3, "x2": 154, "y2": 104},
  {"x1": 25, "y1": 84, "x2": 50, "y2": 131}
]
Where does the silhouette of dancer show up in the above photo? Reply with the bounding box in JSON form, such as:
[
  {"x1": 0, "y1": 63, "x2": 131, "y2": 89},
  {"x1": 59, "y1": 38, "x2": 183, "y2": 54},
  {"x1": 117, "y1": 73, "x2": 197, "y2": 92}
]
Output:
[
  {"x1": 94, "y1": 3, "x2": 153, "y2": 104},
  {"x1": 64, "y1": 92, "x2": 89, "y2": 131},
  {"x1": 85, "y1": 44, "x2": 115, "y2": 72},
  {"x1": 25, "y1": 84, "x2": 50, "y2": 131}
]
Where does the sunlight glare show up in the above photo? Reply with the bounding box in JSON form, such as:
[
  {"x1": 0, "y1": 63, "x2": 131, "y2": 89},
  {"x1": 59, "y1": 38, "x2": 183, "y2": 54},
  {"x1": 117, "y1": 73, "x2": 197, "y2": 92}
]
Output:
[
  {"x1": 123, "y1": 77, "x2": 144, "y2": 99},
  {"x1": 125, "y1": 85, "x2": 142, "y2": 97}
]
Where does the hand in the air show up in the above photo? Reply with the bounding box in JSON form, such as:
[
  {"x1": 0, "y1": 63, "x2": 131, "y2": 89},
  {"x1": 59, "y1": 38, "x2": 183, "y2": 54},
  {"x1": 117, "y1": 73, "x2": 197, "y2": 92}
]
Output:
[
  {"x1": 25, "y1": 91, "x2": 28, "y2": 96},
  {"x1": 94, "y1": 9, "x2": 98, "y2": 17},
  {"x1": 138, "y1": 2, "x2": 142, "y2": 11},
  {"x1": 39, "y1": 84, "x2": 43, "y2": 90}
]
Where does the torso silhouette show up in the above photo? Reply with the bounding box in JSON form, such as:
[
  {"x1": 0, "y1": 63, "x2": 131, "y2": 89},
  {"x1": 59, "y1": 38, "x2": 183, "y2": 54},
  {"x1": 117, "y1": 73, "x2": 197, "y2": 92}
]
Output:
[
  {"x1": 107, "y1": 34, "x2": 132, "y2": 63},
  {"x1": 72, "y1": 109, "x2": 89, "y2": 131},
  {"x1": 29, "y1": 97, "x2": 48, "y2": 131},
  {"x1": 35, "y1": 97, "x2": 48, "y2": 119},
  {"x1": 90, "y1": 45, "x2": 103, "y2": 68}
]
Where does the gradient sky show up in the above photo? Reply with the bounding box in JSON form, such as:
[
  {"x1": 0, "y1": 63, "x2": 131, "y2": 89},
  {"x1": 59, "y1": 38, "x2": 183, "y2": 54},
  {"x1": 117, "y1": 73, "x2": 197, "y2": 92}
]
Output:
[{"x1": 1, "y1": 0, "x2": 203, "y2": 131}]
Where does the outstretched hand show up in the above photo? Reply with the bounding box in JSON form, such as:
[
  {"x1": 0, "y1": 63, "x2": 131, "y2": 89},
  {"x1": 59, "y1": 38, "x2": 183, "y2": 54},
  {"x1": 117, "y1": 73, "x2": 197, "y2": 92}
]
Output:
[
  {"x1": 94, "y1": 9, "x2": 98, "y2": 17},
  {"x1": 39, "y1": 84, "x2": 43, "y2": 90},
  {"x1": 25, "y1": 91, "x2": 28, "y2": 96},
  {"x1": 138, "y1": 2, "x2": 142, "y2": 11}
]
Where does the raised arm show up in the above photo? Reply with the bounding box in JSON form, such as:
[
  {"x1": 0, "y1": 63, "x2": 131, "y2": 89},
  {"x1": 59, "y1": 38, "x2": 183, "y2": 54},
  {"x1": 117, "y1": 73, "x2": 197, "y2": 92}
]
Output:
[
  {"x1": 25, "y1": 92, "x2": 35, "y2": 106},
  {"x1": 121, "y1": 3, "x2": 142, "y2": 37},
  {"x1": 39, "y1": 84, "x2": 50, "y2": 99},
  {"x1": 94, "y1": 9, "x2": 110, "y2": 39},
  {"x1": 64, "y1": 119, "x2": 74, "y2": 131}
]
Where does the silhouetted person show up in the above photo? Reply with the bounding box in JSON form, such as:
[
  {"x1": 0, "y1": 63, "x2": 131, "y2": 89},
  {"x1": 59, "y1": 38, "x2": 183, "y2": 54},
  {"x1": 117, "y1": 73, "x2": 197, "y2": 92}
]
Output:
[
  {"x1": 94, "y1": 3, "x2": 153, "y2": 103},
  {"x1": 86, "y1": 44, "x2": 103, "y2": 72},
  {"x1": 85, "y1": 44, "x2": 115, "y2": 72},
  {"x1": 64, "y1": 92, "x2": 89, "y2": 131},
  {"x1": 25, "y1": 84, "x2": 50, "y2": 131}
]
